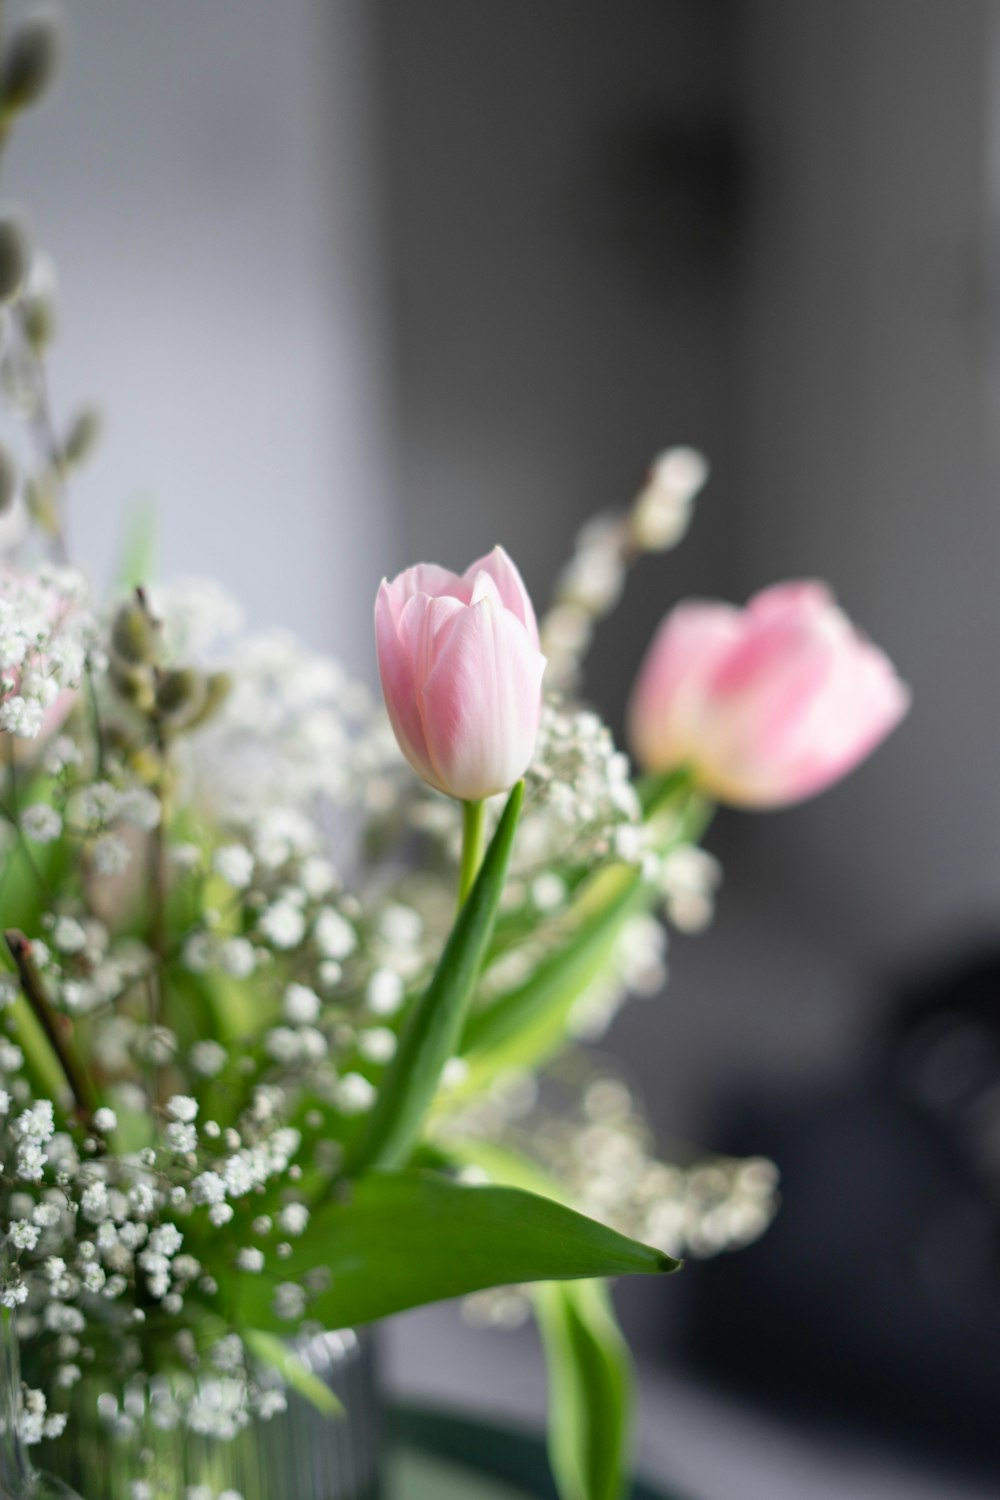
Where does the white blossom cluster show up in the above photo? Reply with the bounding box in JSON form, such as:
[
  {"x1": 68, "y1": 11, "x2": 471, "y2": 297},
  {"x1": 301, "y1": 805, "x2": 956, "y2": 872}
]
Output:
[
  {"x1": 0, "y1": 1081, "x2": 314, "y2": 1437},
  {"x1": 0, "y1": 565, "x2": 94, "y2": 738}
]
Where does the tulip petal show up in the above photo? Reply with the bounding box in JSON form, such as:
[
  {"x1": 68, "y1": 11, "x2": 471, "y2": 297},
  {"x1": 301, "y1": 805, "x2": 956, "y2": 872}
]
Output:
[
  {"x1": 627, "y1": 601, "x2": 741, "y2": 773},
  {"x1": 465, "y1": 546, "x2": 540, "y2": 650},
  {"x1": 382, "y1": 563, "x2": 468, "y2": 626},
  {"x1": 376, "y1": 581, "x2": 431, "y2": 783},
  {"x1": 422, "y1": 598, "x2": 546, "y2": 800}
]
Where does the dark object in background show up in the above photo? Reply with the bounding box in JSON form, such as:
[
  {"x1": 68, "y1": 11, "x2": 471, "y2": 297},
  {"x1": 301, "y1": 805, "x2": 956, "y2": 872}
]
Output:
[{"x1": 678, "y1": 943, "x2": 1000, "y2": 1478}]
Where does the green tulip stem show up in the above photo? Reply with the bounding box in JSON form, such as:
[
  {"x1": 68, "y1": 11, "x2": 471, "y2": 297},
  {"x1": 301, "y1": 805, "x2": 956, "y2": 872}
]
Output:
[{"x1": 457, "y1": 797, "x2": 487, "y2": 909}]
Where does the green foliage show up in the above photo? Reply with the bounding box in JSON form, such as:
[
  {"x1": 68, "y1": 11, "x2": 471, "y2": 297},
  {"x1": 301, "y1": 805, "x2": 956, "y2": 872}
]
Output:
[
  {"x1": 458, "y1": 863, "x2": 649, "y2": 1090},
  {"x1": 235, "y1": 1169, "x2": 675, "y2": 1332},
  {"x1": 348, "y1": 782, "x2": 524, "y2": 1172},
  {"x1": 535, "y1": 1280, "x2": 635, "y2": 1500}
]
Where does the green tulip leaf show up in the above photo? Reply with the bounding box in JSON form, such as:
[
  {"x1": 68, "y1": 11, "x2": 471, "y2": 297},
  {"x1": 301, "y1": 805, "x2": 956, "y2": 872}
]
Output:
[
  {"x1": 235, "y1": 1170, "x2": 677, "y2": 1332},
  {"x1": 458, "y1": 864, "x2": 648, "y2": 1081},
  {"x1": 535, "y1": 1279, "x2": 634, "y2": 1500},
  {"x1": 348, "y1": 782, "x2": 523, "y2": 1172}
]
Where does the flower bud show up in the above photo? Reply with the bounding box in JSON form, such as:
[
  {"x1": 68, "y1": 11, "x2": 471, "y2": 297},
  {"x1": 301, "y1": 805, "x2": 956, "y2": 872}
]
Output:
[
  {"x1": 376, "y1": 545, "x2": 546, "y2": 801},
  {"x1": 155, "y1": 667, "x2": 205, "y2": 722},
  {"x1": 21, "y1": 288, "x2": 54, "y2": 351},
  {"x1": 1, "y1": 13, "x2": 63, "y2": 114},
  {"x1": 183, "y1": 670, "x2": 232, "y2": 731},
  {"x1": 111, "y1": 597, "x2": 158, "y2": 666},
  {"x1": 629, "y1": 447, "x2": 708, "y2": 553},
  {"x1": 23, "y1": 472, "x2": 58, "y2": 534},
  {"x1": 0, "y1": 442, "x2": 17, "y2": 514},
  {"x1": 0, "y1": 216, "x2": 28, "y2": 304},
  {"x1": 109, "y1": 660, "x2": 153, "y2": 712},
  {"x1": 628, "y1": 581, "x2": 910, "y2": 809},
  {"x1": 63, "y1": 405, "x2": 102, "y2": 465}
]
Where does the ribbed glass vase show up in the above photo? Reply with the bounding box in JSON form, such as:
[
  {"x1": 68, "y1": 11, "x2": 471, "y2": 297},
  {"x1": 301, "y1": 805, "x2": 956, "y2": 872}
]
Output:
[{"x1": 5, "y1": 1321, "x2": 382, "y2": 1500}]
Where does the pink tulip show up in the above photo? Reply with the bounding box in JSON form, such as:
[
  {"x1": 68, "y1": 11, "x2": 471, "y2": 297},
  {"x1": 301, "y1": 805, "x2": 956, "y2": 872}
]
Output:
[
  {"x1": 628, "y1": 581, "x2": 909, "y2": 808},
  {"x1": 376, "y1": 546, "x2": 546, "y2": 801}
]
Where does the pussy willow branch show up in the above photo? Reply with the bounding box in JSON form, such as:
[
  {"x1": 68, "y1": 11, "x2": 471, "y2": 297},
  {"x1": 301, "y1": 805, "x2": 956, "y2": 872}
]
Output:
[{"x1": 5, "y1": 928, "x2": 97, "y2": 1122}]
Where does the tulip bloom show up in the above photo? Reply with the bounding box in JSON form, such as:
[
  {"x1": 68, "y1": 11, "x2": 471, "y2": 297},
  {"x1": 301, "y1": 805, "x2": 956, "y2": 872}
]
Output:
[
  {"x1": 376, "y1": 546, "x2": 546, "y2": 801},
  {"x1": 628, "y1": 581, "x2": 909, "y2": 808}
]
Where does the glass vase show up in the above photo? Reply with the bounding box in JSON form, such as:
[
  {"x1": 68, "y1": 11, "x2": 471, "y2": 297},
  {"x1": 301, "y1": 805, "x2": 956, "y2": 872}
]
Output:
[{"x1": 7, "y1": 1320, "x2": 382, "y2": 1500}]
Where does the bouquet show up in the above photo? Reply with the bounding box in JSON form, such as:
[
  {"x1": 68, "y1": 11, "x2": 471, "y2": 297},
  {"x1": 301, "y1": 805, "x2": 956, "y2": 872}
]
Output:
[{"x1": 0, "y1": 15, "x2": 909, "y2": 1500}]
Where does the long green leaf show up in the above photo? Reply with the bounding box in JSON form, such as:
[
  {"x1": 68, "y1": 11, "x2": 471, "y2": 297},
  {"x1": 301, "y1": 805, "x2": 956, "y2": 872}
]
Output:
[
  {"x1": 243, "y1": 1329, "x2": 344, "y2": 1419},
  {"x1": 235, "y1": 1170, "x2": 676, "y2": 1332},
  {"x1": 443, "y1": 1139, "x2": 640, "y2": 1500},
  {"x1": 459, "y1": 864, "x2": 648, "y2": 1072},
  {"x1": 535, "y1": 1280, "x2": 634, "y2": 1500},
  {"x1": 347, "y1": 782, "x2": 524, "y2": 1172}
]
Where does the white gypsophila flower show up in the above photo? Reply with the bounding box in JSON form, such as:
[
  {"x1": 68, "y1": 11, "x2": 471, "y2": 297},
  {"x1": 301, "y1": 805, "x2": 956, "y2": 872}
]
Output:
[
  {"x1": 336, "y1": 1073, "x2": 375, "y2": 1115},
  {"x1": 190, "y1": 1040, "x2": 227, "y2": 1078},
  {"x1": 258, "y1": 901, "x2": 305, "y2": 951},
  {"x1": 20, "y1": 804, "x2": 61, "y2": 843},
  {"x1": 235, "y1": 1248, "x2": 264, "y2": 1273},
  {"x1": 182, "y1": 933, "x2": 211, "y2": 974},
  {"x1": 70, "y1": 782, "x2": 119, "y2": 828},
  {"x1": 91, "y1": 833, "x2": 131, "y2": 877},
  {"x1": 0, "y1": 567, "x2": 92, "y2": 739},
  {"x1": 219, "y1": 937, "x2": 256, "y2": 979},
  {"x1": 312, "y1": 907, "x2": 356, "y2": 960},
  {"x1": 51, "y1": 915, "x2": 87, "y2": 954},
  {"x1": 175, "y1": 622, "x2": 368, "y2": 825},
  {"x1": 190, "y1": 1172, "x2": 226, "y2": 1207},
  {"x1": 366, "y1": 969, "x2": 404, "y2": 1016},
  {"x1": 8, "y1": 1219, "x2": 39, "y2": 1251},
  {"x1": 276, "y1": 1204, "x2": 309, "y2": 1236},
  {"x1": 213, "y1": 844, "x2": 254, "y2": 890},
  {"x1": 283, "y1": 983, "x2": 320, "y2": 1025},
  {"x1": 91, "y1": 1107, "x2": 117, "y2": 1135},
  {"x1": 0, "y1": 695, "x2": 43, "y2": 736},
  {"x1": 272, "y1": 1283, "x2": 306, "y2": 1321},
  {"x1": 42, "y1": 733, "x2": 83, "y2": 776},
  {"x1": 264, "y1": 1028, "x2": 304, "y2": 1066},
  {"x1": 115, "y1": 787, "x2": 162, "y2": 831},
  {"x1": 167, "y1": 1096, "x2": 198, "y2": 1124},
  {"x1": 299, "y1": 857, "x2": 337, "y2": 899},
  {"x1": 357, "y1": 1027, "x2": 396, "y2": 1064},
  {"x1": 660, "y1": 845, "x2": 722, "y2": 934},
  {"x1": 165, "y1": 1122, "x2": 197, "y2": 1155}
]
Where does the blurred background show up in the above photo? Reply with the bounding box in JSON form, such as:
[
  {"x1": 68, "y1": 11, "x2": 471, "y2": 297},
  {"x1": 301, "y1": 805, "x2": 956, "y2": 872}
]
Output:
[{"x1": 6, "y1": 1, "x2": 1000, "y2": 1495}]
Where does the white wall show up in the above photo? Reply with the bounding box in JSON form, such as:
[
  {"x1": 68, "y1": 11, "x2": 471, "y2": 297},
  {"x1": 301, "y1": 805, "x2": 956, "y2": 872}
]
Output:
[{"x1": 2, "y1": 0, "x2": 395, "y2": 670}]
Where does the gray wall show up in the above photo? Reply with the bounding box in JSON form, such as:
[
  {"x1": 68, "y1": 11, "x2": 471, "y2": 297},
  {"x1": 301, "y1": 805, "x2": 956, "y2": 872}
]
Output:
[{"x1": 375, "y1": 0, "x2": 1000, "y2": 1141}]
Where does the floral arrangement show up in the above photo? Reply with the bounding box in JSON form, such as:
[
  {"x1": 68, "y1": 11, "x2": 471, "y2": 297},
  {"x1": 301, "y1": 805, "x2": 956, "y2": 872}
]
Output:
[{"x1": 0, "y1": 15, "x2": 909, "y2": 1500}]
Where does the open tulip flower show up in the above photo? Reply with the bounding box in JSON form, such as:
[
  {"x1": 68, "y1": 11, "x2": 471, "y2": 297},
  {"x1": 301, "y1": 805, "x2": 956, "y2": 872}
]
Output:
[
  {"x1": 628, "y1": 580, "x2": 909, "y2": 809},
  {"x1": 375, "y1": 545, "x2": 546, "y2": 803}
]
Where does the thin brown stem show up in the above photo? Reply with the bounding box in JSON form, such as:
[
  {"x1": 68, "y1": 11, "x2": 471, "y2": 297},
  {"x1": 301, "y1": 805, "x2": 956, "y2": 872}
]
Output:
[{"x1": 4, "y1": 928, "x2": 97, "y2": 1122}]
